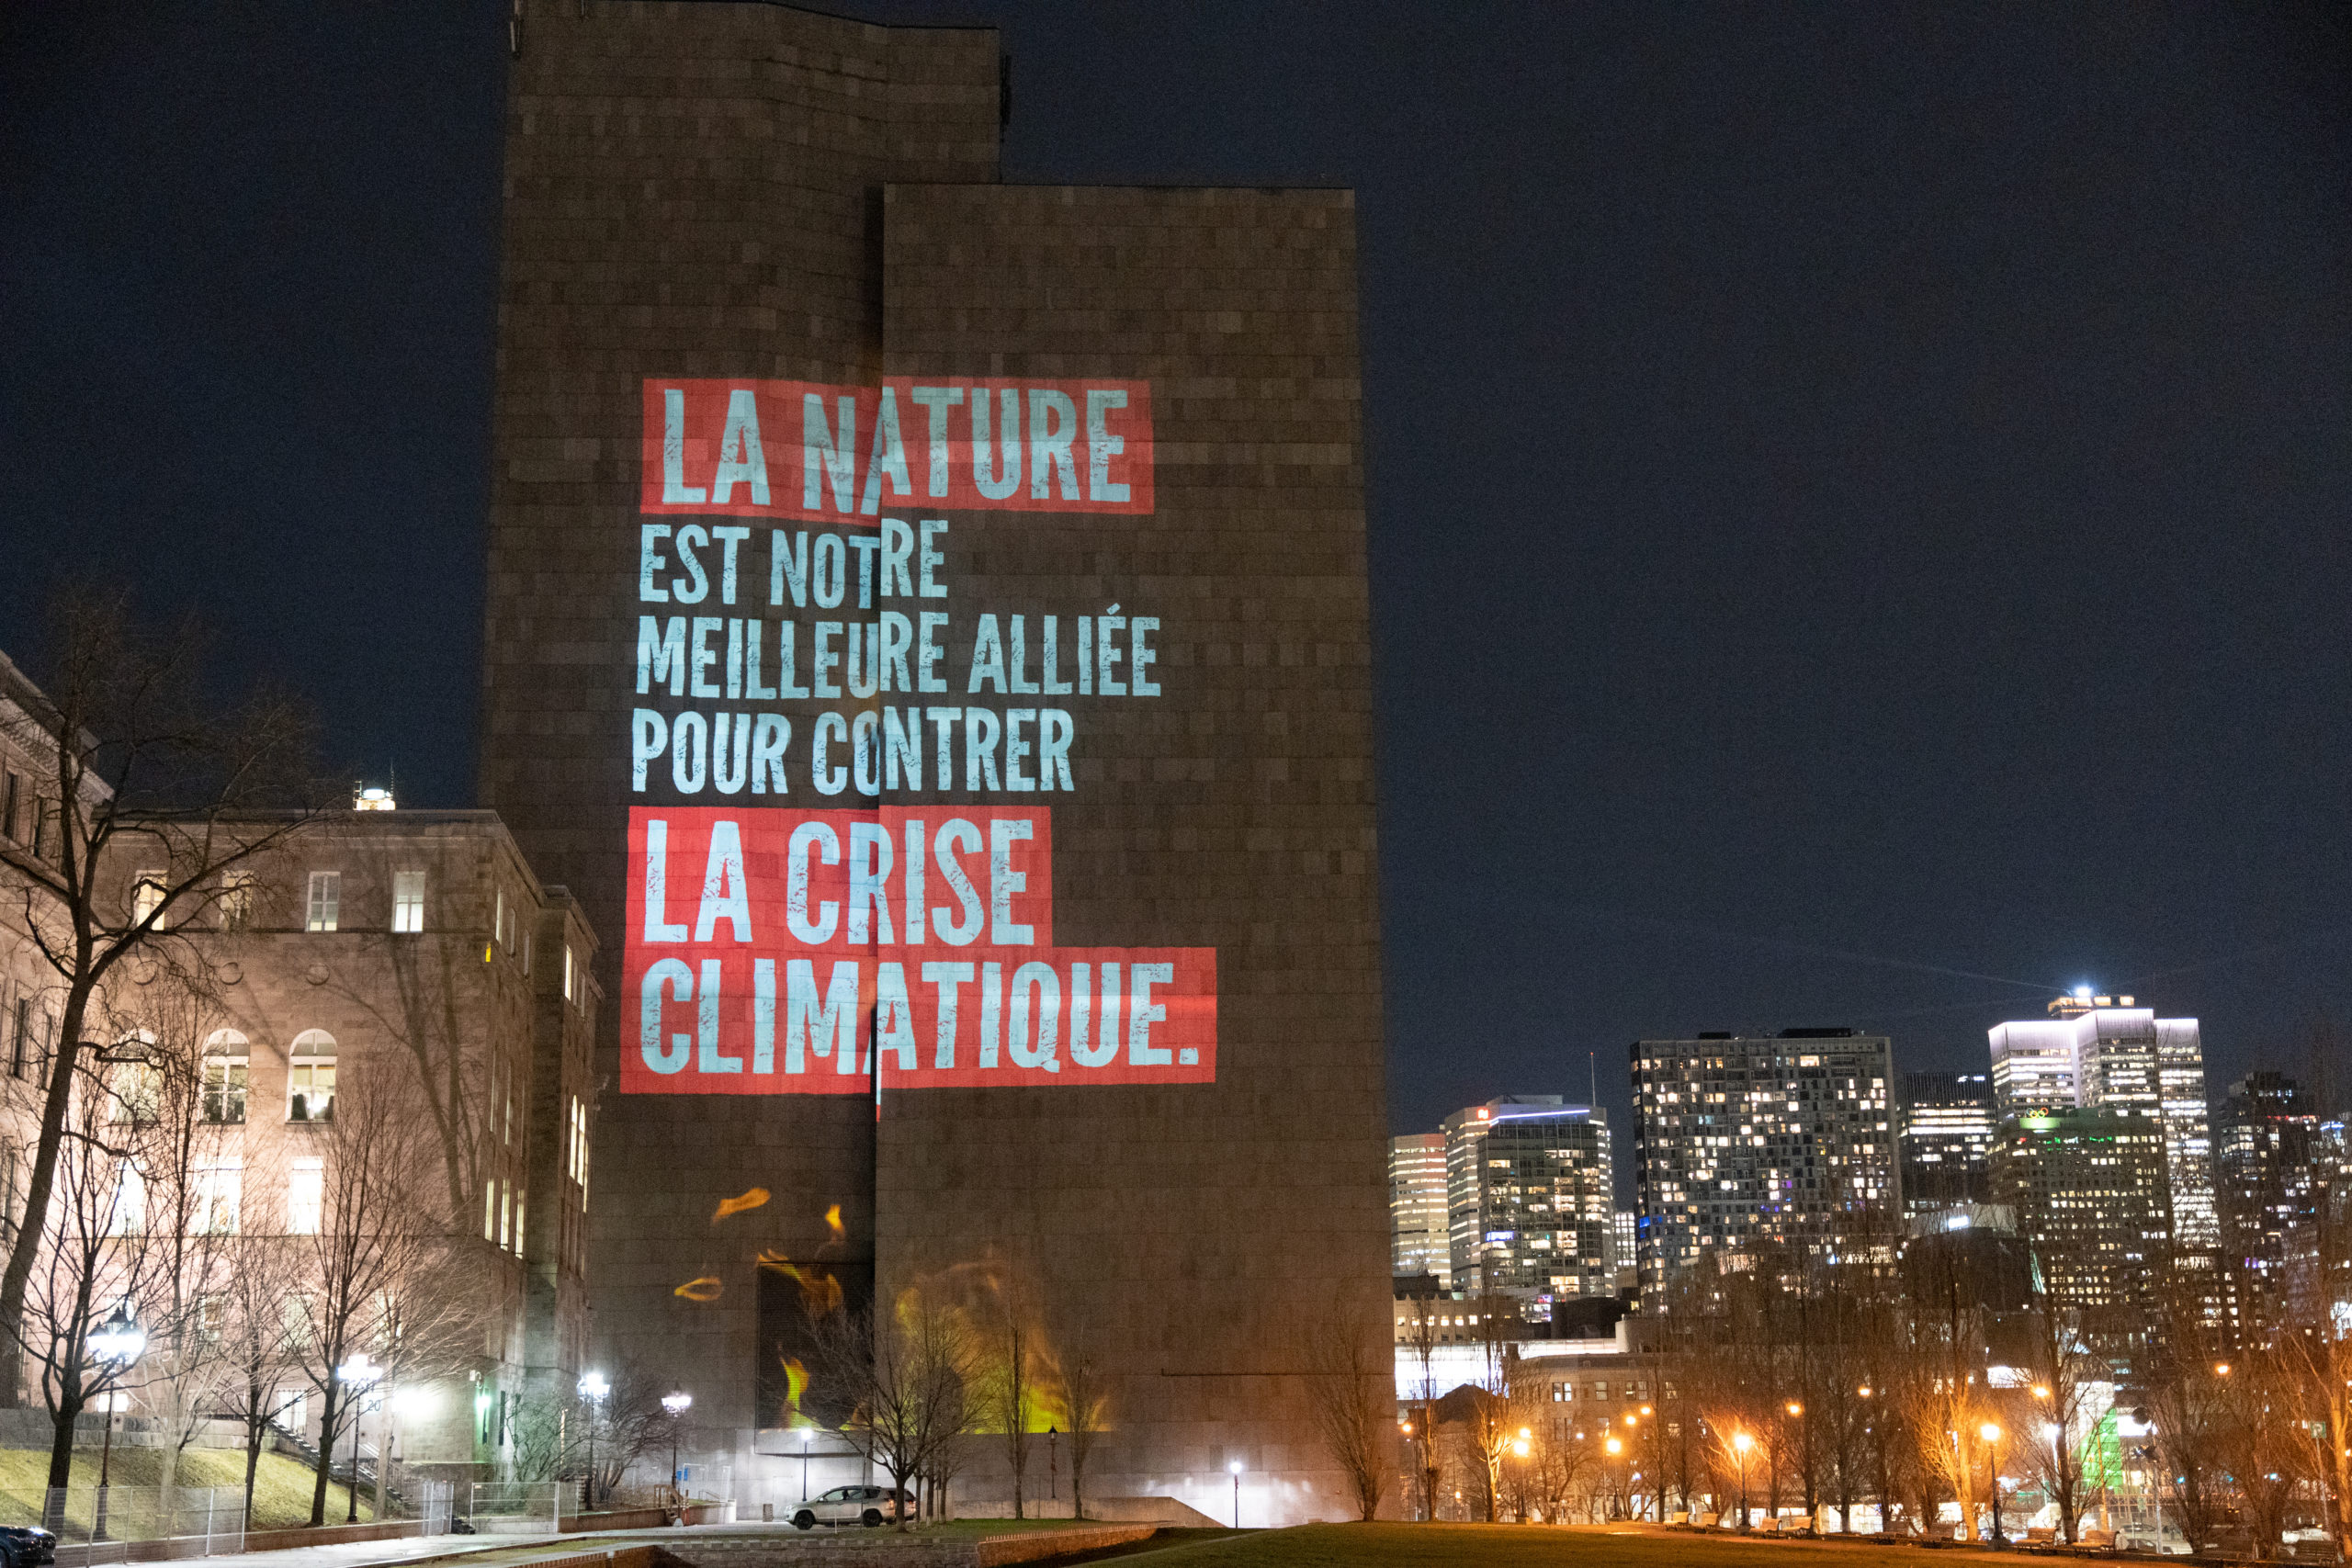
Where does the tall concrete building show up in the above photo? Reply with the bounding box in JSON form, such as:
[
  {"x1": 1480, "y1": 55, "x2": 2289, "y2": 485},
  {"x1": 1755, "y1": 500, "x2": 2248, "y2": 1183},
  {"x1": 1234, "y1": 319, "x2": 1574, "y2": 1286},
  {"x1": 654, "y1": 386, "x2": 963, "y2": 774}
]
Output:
[
  {"x1": 1897, "y1": 1070, "x2": 1995, "y2": 1218},
  {"x1": 1439, "y1": 1098, "x2": 1611, "y2": 1306},
  {"x1": 1989, "y1": 1105, "x2": 2173, "y2": 1350},
  {"x1": 475, "y1": 2, "x2": 1387, "y2": 1521},
  {"x1": 1389, "y1": 1133, "x2": 1450, "y2": 1286},
  {"x1": 1988, "y1": 994, "x2": 2215, "y2": 1246},
  {"x1": 1631, "y1": 1029, "x2": 1898, "y2": 1303}
]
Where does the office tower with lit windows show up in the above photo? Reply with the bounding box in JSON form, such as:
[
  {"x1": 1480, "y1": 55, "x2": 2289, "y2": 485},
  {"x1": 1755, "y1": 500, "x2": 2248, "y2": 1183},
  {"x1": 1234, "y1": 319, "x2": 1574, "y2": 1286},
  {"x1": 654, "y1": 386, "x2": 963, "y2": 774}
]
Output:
[
  {"x1": 1989, "y1": 1104, "x2": 2173, "y2": 1350},
  {"x1": 2216, "y1": 1071, "x2": 2345, "y2": 1335},
  {"x1": 1630, "y1": 1029, "x2": 1898, "y2": 1304},
  {"x1": 1898, "y1": 1070, "x2": 1996, "y2": 1218},
  {"x1": 1442, "y1": 1097, "x2": 1613, "y2": 1303},
  {"x1": 1390, "y1": 1132, "x2": 1452, "y2": 1286},
  {"x1": 1988, "y1": 992, "x2": 2216, "y2": 1246}
]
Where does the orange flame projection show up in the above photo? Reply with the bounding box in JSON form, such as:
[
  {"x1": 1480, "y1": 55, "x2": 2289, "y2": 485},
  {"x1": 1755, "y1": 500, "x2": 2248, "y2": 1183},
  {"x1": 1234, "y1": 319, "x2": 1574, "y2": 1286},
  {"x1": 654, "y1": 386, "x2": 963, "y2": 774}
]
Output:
[
  {"x1": 673, "y1": 1276, "x2": 723, "y2": 1302},
  {"x1": 757, "y1": 1251, "x2": 843, "y2": 1316},
  {"x1": 821, "y1": 1203, "x2": 845, "y2": 1251},
  {"x1": 712, "y1": 1187, "x2": 770, "y2": 1223}
]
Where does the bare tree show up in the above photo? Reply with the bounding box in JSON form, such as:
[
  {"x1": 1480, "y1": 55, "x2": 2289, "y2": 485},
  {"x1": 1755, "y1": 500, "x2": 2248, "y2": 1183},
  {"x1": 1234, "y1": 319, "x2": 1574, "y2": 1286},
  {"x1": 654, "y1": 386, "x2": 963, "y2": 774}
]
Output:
[
  {"x1": 812, "y1": 1292, "x2": 978, "y2": 1530},
  {"x1": 1397, "y1": 1294, "x2": 1442, "y2": 1519},
  {"x1": 2017, "y1": 1282, "x2": 2099, "y2": 1542},
  {"x1": 2143, "y1": 1282, "x2": 2232, "y2": 1555},
  {"x1": 212, "y1": 1225, "x2": 308, "y2": 1523},
  {"x1": 993, "y1": 1303, "x2": 1032, "y2": 1517},
  {"x1": 10, "y1": 1049, "x2": 185, "y2": 1497},
  {"x1": 0, "y1": 589, "x2": 320, "y2": 1404},
  {"x1": 291, "y1": 1066, "x2": 447, "y2": 1526},
  {"x1": 1300, "y1": 1301, "x2": 1390, "y2": 1521},
  {"x1": 1058, "y1": 1350, "x2": 1108, "y2": 1522}
]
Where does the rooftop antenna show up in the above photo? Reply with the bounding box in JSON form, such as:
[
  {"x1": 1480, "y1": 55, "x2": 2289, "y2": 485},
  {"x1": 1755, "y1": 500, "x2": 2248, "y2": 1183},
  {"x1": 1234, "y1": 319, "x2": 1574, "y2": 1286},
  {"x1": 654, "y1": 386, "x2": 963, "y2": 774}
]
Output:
[{"x1": 1589, "y1": 1051, "x2": 1597, "y2": 1110}]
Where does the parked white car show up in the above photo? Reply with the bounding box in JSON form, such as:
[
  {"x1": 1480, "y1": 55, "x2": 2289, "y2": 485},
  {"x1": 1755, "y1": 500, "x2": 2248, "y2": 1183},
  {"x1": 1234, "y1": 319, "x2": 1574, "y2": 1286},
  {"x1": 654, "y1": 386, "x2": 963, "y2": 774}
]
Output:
[{"x1": 789, "y1": 1484, "x2": 910, "y2": 1529}]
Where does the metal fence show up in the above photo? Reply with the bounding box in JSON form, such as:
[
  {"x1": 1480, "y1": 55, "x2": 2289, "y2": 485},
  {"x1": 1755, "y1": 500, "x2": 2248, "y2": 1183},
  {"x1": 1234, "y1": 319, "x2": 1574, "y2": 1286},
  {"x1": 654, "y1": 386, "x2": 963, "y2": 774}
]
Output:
[{"x1": 0, "y1": 1485, "x2": 246, "y2": 1557}]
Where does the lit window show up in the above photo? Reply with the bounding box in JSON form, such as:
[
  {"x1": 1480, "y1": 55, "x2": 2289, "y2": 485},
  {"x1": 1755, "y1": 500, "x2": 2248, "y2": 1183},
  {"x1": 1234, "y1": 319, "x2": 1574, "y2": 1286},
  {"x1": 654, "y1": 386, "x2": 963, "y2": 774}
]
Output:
[
  {"x1": 392, "y1": 871, "x2": 425, "y2": 934},
  {"x1": 305, "y1": 872, "x2": 341, "y2": 933},
  {"x1": 111, "y1": 1050, "x2": 162, "y2": 1124},
  {"x1": 194, "y1": 1157, "x2": 243, "y2": 1235},
  {"x1": 288, "y1": 1157, "x2": 323, "y2": 1235},
  {"x1": 495, "y1": 888, "x2": 507, "y2": 950},
  {"x1": 202, "y1": 1030, "x2": 249, "y2": 1124},
  {"x1": 484, "y1": 1178, "x2": 497, "y2": 1241},
  {"x1": 111, "y1": 1160, "x2": 146, "y2": 1235},
  {"x1": 220, "y1": 872, "x2": 254, "y2": 931},
  {"x1": 563, "y1": 945, "x2": 577, "y2": 1004},
  {"x1": 287, "y1": 1030, "x2": 336, "y2": 1122},
  {"x1": 130, "y1": 871, "x2": 167, "y2": 930}
]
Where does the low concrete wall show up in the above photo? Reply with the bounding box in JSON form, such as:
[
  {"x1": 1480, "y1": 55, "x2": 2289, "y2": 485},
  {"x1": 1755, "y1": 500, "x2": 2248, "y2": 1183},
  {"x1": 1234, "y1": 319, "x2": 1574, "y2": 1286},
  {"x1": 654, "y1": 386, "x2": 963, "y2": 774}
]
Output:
[
  {"x1": 241, "y1": 1518, "x2": 430, "y2": 1551},
  {"x1": 643, "y1": 1524, "x2": 1158, "y2": 1566}
]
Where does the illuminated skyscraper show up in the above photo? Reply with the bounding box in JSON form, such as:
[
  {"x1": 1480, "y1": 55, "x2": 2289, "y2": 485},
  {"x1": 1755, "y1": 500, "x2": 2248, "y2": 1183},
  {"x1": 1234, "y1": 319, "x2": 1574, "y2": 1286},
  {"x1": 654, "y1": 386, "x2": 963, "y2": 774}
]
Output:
[
  {"x1": 1631, "y1": 1029, "x2": 1898, "y2": 1303},
  {"x1": 1898, "y1": 1070, "x2": 1996, "y2": 1217},
  {"x1": 1390, "y1": 1132, "x2": 1452, "y2": 1286},
  {"x1": 1988, "y1": 994, "x2": 2215, "y2": 1246},
  {"x1": 1989, "y1": 1105, "x2": 2173, "y2": 1351},
  {"x1": 1442, "y1": 1098, "x2": 1613, "y2": 1304},
  {"x1": 2216, "y1": 1071, "x2": 2345, "y2": 1336}
]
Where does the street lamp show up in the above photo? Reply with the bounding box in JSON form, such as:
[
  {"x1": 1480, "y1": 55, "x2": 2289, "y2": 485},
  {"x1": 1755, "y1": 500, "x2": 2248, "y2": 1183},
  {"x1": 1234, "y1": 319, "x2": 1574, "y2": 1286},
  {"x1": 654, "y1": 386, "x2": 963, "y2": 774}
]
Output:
[
  {"x1": 577, "y1": 1371, "x2": 610, "y2": 1512},
  {"x1": 88, "y1": 1304, "x2": 145, "y2": 1542},
  {"x1": 662, "y1": 1390, "x2": 692, "y2": 1505},
  {"x1": 337, "y1": 1352, "x2": 380, "y2": 1523},
  {"x1": 1048, "y1": 1426, "x2": 1058, "y2": 1503},
  {"x1": 1229, "y1": 1460, "x2": 1243, "y2": 1529},
  {"x1": 1980, "y1": 1422, "x2": 2005, "y2": 1547},
  {"x1": 798, "y1": 1427, "x2": 814, "y2": 1501},
  {"x1": 1732, "y1": 1431, "x2": 1753, "y2": 1530}
]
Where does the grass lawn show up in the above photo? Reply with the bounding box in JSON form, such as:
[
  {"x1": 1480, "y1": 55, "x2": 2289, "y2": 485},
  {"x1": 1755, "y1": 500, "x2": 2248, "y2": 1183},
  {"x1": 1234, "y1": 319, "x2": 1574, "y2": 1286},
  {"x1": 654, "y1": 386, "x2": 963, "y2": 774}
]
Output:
[
  {"x1": 0, "y1": 1446, "x2": 371, "y2": 1533},
  {"x1": 1101, "y1": 1522, "x2": 2058, "y2": 1567}
]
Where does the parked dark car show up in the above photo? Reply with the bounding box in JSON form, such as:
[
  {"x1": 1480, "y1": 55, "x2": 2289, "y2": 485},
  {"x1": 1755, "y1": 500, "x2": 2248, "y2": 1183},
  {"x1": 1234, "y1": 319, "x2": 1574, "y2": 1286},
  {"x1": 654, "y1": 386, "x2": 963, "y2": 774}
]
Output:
[{"x1": 0, "y1": 1526, "x2": 57, "y2": 1568}]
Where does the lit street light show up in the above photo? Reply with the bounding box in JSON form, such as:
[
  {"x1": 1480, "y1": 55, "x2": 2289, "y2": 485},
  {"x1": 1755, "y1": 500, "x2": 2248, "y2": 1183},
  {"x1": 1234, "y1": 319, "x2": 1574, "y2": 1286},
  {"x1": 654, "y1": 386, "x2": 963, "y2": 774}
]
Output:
[
  {"x1": 797, "y1": 1427, "x2": 814, "y2": 1502},
  {"x1": 578, "y1": 1370, "x2": 610, "y2": 1512},
  {"x1": 1980, "y1": 1422, "x2": 2005, "y2": 1547},
  {"x1": 1732, "y1": 1431, "x2": 1753, "y2": 1530},
  {"x1": 662, "y1": 1390, "x2": 692, "y2": 1508},
  {"x1": 336, "y1": 1352, "x2": 380, "y2": 1523},
  {"x1": 88, "y1": 1304, "x2": 145, "y2": 1543},
  {"x1": 1228, "y1": 1460, "x2": 1243, "y2": 1529}
]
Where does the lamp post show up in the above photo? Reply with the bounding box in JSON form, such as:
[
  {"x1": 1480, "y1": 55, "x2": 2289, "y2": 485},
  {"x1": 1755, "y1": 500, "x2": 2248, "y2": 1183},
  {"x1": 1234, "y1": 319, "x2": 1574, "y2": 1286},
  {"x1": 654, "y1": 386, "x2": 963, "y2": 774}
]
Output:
[
  {"x1": 1048, "y1": 1426, "x2": 1058, "y2": 1503},
  {"x1": 1228, "y1": 1460, "x2": 1242, "y2": 1529},
  {"x1": 577, "y1": 1371, "x2": 610, "y2": 1512},
  {"x1": 799, "y1": 1427, "x2": 814, "y2": 1502},
  {"x1": 89, "y1": 1304, "x2": 146, "y2": 1543},
  {"x1": 336, "y1": 1352, "x2": 379, "y2": 1523},
  {"x1": 1732, "y1": 1431, "x2": 1753, "y2": 1530},
  {"x1": 662, "y1": 1390, "x2": 692, "y2": 1506},
  {"x1": 1980, "y1": 1422, "x2": 2005, "y2": 1547}
]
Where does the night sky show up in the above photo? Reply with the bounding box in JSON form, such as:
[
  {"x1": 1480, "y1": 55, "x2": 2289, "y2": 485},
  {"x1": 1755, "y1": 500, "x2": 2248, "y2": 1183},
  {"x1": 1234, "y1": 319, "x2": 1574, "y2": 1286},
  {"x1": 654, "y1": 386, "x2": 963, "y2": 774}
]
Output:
[{"x1": 5, "y1": 5, "x2": 2348, "y2": 1186}]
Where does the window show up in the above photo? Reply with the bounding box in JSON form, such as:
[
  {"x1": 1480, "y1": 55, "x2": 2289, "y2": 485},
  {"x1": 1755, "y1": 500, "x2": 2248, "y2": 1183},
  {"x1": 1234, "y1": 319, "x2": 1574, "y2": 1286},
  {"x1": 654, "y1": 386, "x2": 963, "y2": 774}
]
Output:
[
  {"x1": 494, "y1": 887, "x2": 507, "y2": 950},
  {"x1": 202, "y1": 1030, "x2": 248, "y2": 1123},
  {"x1": 130, "y1": 871, "x2": 167, "y2": 930},
  {"x1": 111, "y1": 1160, "x2": 146, "y2": 1235},
  {"x1": 193, "y1": 1157, "x2": 242, "y2": 1235},
  {"x1": 521, "y1": 928, "x2": 532, "y2": 975},
  {"x1": 2, "y1": 772, "x2": 18, "y2": 840},
  {"x1": 220, "y1": 872, "x2": 254, "y2": 931},
  {"x1": 197, "y1": 1295, "x2": 226, "y2": 1342},
  {"x1": 0, "y1": 1142, "x2": 15, "y2": 1242},
  {"x1": 514, "y1": 1190, "x2": 526, "y2": 1257},
  {"x1": 484, "y1": 1178, "x2": 497, "y2": 1242},
  {"x1": 392, "y1": 871, "x2": 425, "y2": 933},
  {"x1": 8, "y1": 996, "x2": 27, "y2": 1079},
  {"x1": 563, "y1": 945, "x2": 577, "y2": 1004},
  {"x1": 287, "y1": 1030, "x2": 336, "y2": 1122},
  {"x1": 305, "y1": 872, "x2": 341, "y2": 932},
  {"x1": 288, "y1": 1158, "x2": 323, "y2": 1235},
  {"x1": 111, "y1": 1052, "x2": 162, "y2": 1125}
]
